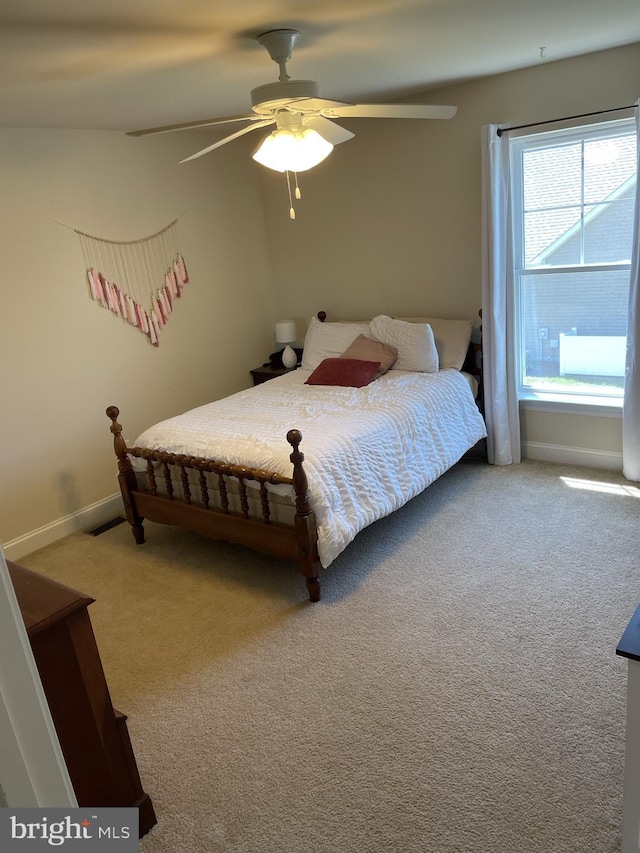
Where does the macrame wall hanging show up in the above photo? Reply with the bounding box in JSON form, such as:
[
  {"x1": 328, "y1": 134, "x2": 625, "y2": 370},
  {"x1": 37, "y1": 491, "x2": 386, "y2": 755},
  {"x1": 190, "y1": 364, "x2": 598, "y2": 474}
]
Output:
[{"x1": 74, "y1": 218, "x2": 189, "y2": 346}]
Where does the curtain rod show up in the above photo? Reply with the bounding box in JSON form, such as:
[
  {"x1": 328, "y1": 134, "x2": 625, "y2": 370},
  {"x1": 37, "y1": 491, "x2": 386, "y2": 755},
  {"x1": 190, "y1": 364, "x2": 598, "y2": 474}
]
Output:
[{"x1": 496, "y1": 104, "x2": 636, "y2": 137}]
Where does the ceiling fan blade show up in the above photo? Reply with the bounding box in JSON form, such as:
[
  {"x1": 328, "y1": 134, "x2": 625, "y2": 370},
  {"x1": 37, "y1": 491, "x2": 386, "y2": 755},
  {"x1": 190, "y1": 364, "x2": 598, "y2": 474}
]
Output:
[
  {"x1": 179, "y1": 119, "x2": 275, "y2": 163},
  {"x1": 290, "y1": 97, "x2": 353, "y2": 114},
  {"x1": 127, "y1": 113, "x2": 264, "y2": 138},
  {"x1": 302, "y1": 115, "x2": 355, "y2": 145},
  {"x1": 320, "y1": 104, "x2": 457, "y2": 120}
]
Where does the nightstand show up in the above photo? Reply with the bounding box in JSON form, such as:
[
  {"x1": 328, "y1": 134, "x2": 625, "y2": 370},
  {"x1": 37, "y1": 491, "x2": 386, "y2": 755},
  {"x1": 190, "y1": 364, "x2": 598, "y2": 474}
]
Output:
[{"x1": 250, "y1": 364, "x2": 298, "y2": 385}]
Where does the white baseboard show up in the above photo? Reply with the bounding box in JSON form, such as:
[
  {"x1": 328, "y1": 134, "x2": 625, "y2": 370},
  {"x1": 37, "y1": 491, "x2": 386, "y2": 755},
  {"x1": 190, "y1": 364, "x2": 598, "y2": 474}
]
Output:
[
  {"x1": 2, "y1": 494, "x2": 124, "y2": 562},
  {"x1": 522, "y1": 441, "x2": 623, "y2": 471}
]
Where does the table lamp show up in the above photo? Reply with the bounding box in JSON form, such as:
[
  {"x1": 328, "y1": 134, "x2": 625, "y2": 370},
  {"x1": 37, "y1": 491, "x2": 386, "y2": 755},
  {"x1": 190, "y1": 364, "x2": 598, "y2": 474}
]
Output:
[{"x1": 275, "y1": 320, "x2": 298, "y2": 369}]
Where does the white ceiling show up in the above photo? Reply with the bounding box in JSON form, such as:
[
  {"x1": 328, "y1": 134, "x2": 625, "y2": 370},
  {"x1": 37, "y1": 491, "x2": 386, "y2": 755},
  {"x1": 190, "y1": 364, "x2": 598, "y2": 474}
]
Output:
[{"x1": 1, "y1": 0, "x2": 639, "y2": 133}]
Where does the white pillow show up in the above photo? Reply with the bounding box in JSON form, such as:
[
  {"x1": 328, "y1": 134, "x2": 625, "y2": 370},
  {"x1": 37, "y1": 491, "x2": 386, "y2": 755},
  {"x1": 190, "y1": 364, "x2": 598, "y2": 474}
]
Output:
[
  {"x1": 395, "y1": 316, "x2": 473, "y2": 371},
  {"x1": 301, "y1": 316, "x2": 371, "y2": 371},
  {"x1": 369, "y1": 315, "x2": 439, "y2": 372}
]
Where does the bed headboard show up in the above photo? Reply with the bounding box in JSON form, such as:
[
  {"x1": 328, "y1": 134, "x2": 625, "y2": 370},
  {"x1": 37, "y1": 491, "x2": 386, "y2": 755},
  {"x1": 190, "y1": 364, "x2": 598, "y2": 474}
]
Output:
[{"x1": 461, "y1": 310, "x2": 483, "y2": 413}]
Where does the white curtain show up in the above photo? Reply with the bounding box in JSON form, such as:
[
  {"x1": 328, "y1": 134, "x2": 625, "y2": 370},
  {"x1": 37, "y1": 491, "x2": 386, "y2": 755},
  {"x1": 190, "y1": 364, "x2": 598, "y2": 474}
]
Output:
[
  {"x1": 480, "y1": 124, "x2": 521, "y2": 465},
  {"x1": 623, "y1": 100, "x2": 640, "y2": 482}
]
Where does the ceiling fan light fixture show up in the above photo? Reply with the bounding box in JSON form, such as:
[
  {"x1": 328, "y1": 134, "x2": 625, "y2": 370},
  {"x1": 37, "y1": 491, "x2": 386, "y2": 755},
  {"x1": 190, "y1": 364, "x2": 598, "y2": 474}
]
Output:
[{"x1": 252, "y1": 127, "x2": 333, "y2": 173}]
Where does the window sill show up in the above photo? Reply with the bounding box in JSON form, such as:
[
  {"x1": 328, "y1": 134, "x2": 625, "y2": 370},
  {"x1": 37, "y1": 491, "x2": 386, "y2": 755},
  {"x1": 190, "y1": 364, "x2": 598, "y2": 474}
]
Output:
[{"x1": 519, "y1": 390, "x2": 623, "y2": 417}]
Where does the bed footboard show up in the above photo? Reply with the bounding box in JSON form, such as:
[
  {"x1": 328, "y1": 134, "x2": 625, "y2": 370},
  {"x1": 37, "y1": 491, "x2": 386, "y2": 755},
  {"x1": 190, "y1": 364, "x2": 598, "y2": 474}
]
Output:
[{"x1": 106, "y1": 407, "x2": 322, "y2": 601}]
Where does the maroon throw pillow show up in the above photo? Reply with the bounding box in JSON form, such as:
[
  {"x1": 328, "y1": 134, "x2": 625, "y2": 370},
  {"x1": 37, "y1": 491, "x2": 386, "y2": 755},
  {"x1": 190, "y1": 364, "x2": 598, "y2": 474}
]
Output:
[{"x1": 305, "y1": 358, "x2": 381, "y2": 388}]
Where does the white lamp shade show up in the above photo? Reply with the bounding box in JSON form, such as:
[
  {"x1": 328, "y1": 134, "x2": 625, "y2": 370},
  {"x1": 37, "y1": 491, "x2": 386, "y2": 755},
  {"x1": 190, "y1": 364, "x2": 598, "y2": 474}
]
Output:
[
  {"x1": 275, "y1": 320, "x2": 297, "y2": 344},
  {"x1": 253, "y1": 128, "x2": 333, "y2": 173}
]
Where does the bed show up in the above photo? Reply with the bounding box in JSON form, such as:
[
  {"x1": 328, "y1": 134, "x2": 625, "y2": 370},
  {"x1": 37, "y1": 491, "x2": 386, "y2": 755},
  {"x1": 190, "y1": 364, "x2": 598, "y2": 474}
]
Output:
[{"x1": 106, "y1": 312, "x2": 486, "y2": 601}]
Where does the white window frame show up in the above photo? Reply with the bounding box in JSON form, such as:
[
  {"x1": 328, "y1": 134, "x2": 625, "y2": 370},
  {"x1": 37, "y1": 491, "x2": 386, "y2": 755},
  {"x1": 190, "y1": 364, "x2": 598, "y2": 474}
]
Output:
[{"x1": 510, "y1": 117, "x2": 636, "y2": 412}]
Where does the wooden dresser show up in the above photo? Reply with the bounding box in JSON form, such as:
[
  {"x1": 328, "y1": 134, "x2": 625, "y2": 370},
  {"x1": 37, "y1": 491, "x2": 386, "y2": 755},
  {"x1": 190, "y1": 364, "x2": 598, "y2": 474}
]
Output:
[{"x1": 7, "y1": 560, "x2": 156, "y2": 837}]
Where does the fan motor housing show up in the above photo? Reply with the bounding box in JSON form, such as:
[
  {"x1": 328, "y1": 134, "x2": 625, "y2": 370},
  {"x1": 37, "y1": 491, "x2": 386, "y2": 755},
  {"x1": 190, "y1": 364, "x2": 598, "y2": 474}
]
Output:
[{"x1": 251, "y1": 80, "x2": 320, "y2": 113}]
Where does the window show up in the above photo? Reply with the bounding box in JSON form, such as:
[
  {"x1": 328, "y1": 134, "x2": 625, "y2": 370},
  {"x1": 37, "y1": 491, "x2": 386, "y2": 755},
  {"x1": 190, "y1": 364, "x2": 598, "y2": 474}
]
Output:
[{"x1": 510, "y1": 118, "x2": 636, "y2": 403}]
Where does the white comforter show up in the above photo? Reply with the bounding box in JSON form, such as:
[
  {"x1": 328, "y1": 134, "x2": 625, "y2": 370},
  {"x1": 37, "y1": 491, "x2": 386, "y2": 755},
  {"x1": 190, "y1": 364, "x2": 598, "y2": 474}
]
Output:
[{"x1": 132, "y1": 368, "x2": 487, "y2": 568}]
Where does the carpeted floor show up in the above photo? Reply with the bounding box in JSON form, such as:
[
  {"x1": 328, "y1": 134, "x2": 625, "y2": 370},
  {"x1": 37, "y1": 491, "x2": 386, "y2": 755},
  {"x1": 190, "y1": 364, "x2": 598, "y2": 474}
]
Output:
[{"x1": 18, "y1": 460, "x2": 640, "y2": 853}]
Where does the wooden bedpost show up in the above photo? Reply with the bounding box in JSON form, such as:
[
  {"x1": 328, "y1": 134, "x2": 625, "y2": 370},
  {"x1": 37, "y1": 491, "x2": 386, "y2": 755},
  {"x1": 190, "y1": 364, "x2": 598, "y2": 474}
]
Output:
[
  {"x1": 287, "y1": 429, "x2": 322, "y2": 602},
  {"x1": 106, "y1": 406, "x2": 145, "y2": 545}
]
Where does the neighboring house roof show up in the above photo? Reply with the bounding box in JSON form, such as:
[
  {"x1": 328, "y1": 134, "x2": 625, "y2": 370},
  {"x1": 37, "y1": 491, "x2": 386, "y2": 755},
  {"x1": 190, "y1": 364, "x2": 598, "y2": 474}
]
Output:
[
  {"x1": 531, "y1": 174, "x2": 636, "y2": 265},
  {"x1": 522, "y1": 131, "x2": 637, "y2": 263}
]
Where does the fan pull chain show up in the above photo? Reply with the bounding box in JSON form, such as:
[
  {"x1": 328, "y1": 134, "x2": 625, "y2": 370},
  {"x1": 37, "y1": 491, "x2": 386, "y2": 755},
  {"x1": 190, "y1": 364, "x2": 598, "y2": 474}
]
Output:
[
  {"x1": 286, "y1": 171, "x2": 296, "y2": 220},
  {"x1": 294, "y1": 173, "x2": 301, "y2": 200}
]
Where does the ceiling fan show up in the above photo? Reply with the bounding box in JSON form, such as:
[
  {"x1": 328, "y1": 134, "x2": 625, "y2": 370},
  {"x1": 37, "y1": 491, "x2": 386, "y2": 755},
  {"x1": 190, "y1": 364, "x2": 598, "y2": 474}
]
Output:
[{"x1": 127, "y1": 29, "x2": 456, "y2": 216}]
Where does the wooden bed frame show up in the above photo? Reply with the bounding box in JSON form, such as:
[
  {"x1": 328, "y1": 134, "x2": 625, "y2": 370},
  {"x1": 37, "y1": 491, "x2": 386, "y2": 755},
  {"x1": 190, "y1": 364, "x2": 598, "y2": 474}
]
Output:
[
  {"x1": 106, "y1": 312, "x2": 483, "y2": 603},
  {"x1": 106, "y1": 411, "x2": 323, "y2": 601}
]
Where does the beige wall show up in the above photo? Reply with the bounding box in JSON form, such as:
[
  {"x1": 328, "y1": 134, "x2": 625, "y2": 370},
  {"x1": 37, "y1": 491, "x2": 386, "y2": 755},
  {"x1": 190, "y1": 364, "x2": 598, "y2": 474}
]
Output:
[
  {"x1": 0, "y1": 128, "x2": 274, "y2": 550},
  {"x1": 260, "y1": 42, "x2": 639, "y2": 466},
  {"x1": 2, "y1": 42, "x2": 638, "y2": 555}
]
